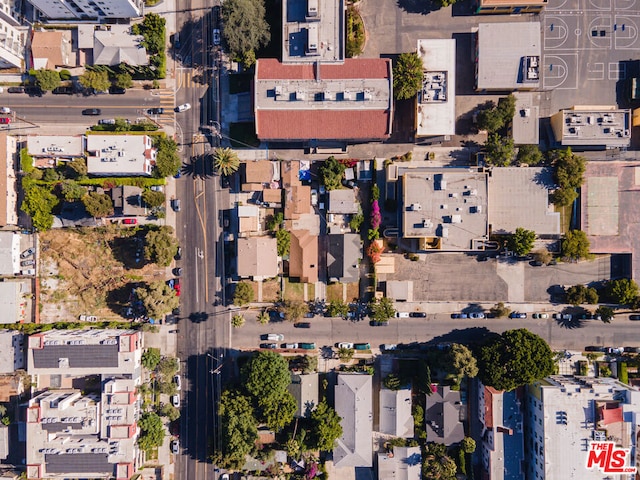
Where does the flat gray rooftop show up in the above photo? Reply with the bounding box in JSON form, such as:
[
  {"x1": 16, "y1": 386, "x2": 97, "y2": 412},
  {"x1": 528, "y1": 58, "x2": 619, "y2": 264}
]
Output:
[
  {"x1": 512, "y1": 92, "x2": 540, "y2": 145},
  {"x1": 551, "y1": 109, "x2": 631, "y2": 148},
  {"x1": 476, "y1": 22, "x2": 541, "y2": 91},
  {"x1": 282, "y1": 0, "x2": 344, "y2": 63},
  {"x1": 401, "y1": 168, "x2": 488, "y2": 251},
  {"x1": 488, "y1": 167, "x2": 560, "y2": 236}
]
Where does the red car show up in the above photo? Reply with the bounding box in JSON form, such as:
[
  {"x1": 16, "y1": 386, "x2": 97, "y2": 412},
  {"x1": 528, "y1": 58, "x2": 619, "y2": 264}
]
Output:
[
  {"x1": 123, "y1": 218, "x2": 137, "y2": 225},
  {"x1": 174, "y1": 279, "x2": 181, "y2": 296},
  {"x1": 0, "y1": 117, "x2": 11, "y2": 124}
]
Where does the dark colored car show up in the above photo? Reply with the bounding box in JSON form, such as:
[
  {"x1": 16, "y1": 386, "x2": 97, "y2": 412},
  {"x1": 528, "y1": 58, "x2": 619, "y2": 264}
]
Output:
[
  {"x1": 173, "y1": 267, "x2": 183, "y2": 277},
  {"x1": 82, "y1": 108, "x2": 101, "y2": 116},
  {"x1": 147, "y1": 107, "x2": 164, "y2": 115},
  {"x1": 52, "y1": 86, "x2": 74, "y2": 95},
  {"x1": 294, "y1": 322, "x2": 311, "y2": 328},
  {"x1": 354, "y1": 343, "x2": 371, "y2": 350},
  {"x1": 409, "y1": 312, "x2": 427, "y2": 318},
  {"x1": 108, "y1": 86, "x2": 126, "y2": 94},
  {"x1": 630, "y1": 315, "x2": 640, "y2": 320},
  {"x1": 7, "y1": 86, "x2": 24, "y2": 93},
  {"x1": 175, "y1": 247, "x2": 182, "y2": 260},
  {"x1": 584, "y1": 346, "x2": 606, "y2": 352},
  {"x1": 299, "y1": 342, "x2": 316, "y2": 350},
  {"x1": 370, "y1": 320, "x2": 389, "y2": 326},
  {"x1": 509, "y1": 312, "x2": 527, "y2": 319},
  {"x1": 25, "y1": 87, "x2": 42, "y2": 97},
  {"x1": 260, "y1": 343, "x2": 277, "y2": 349}
]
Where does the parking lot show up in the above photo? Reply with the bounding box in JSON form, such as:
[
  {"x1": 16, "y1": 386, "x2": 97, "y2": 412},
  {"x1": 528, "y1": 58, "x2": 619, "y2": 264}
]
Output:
[{"x1": 381, "y1": 253, "x2": 613, "y2": 303}]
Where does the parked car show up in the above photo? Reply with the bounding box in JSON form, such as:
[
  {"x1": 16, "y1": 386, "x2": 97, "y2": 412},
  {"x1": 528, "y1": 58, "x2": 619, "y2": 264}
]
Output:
[
  {"x1": 624, "y1": 346, "x2": 640, "y2": 353},
  {"x1": 395, "y1": 312, "x2": 410, "y2": 318},
  {"x1": 310, "y1": 189, "x2": 318, "y2": 206},
  {"x1": 451, "y1": 313, "x2": 468, "y2": 319},
  {"x1": 7, "y1": 86, "x2": 24, "y2": 93},
  {"x1": 175, "y1": 247, "x2": 182, "y2": 260},
  {"x1": 213, "y1": 28, "x2": 221, "y2": 45},
  {"x1": 123, "y1": 218, "x2": 137, "y2": 225},
  {"x1": 299, "y1": 342, "x2": 316, "y2": 350},
  {"x1": 171, "y1": 394, "x2": 180, "y2": 408},
  {"x1": 354, "y1": 343, "x2": 371, "y2": 350},
  {"x1": 108, "y1": 86, "x2": 126, "y2": 94},
  {"x1": 370, "y1": 320, "x2": 389, "y2": 326},
  {"x1": 382, "y1": 344, "x2": 397, "y2": 351},
  {"x1": 172, "y1": 199, "x2": 181, "y2": 212},
  {"x1": 409, "y1": 312, "x2": 427, "y2": 318},
  {"x1": 175, "y1": 103, "x2": 191, "y2": 112},
  {"x1": 533, "y1": 313, "x2": 550, "y2": 319},
  {"x1": 173, "y1": 375, "x2": 181, "y2": 391},
  {"x1": 150, "y1": 185, "x2": 164, "y2": 192},
  {"x1": 82, "y1": 108, "x2": 101, "y2": 115},
  {"x1": 469, "y1": 312, "x2": 485, "y2": 319},
  {"x1": 171, "y1": 439, "x2": 180, "y2": 454},
  {"x1": 337, "y1": 342, "x2": 353, "y2": 349},
  {"x1": 606, "y1": 347, "x2": 624, "y2": 355},
  {"x1": 21, "y1": 269, "x2": 35, "y2": 276},
  {"x1": 284, "y1": 343, "x2": 299, "y2": 349},
  {"x1": 20, "y1": 248, "x2": 35, "y2": 258},
  {"x1": 173, "y1": 267, "x2": 183, "y2": 277},
  {"x1": 174, "y1": 279, "x2": 181, "y2": 297},
  {"x1": 260, "y1": 343, "x2": 277, "y2": 349},
  {"x1": 630, "y1": 315, "x2": 640, "y2": 320},
  {"x1": 0, "y1": 107, "x2": 10, "y2": 114},
  {"x1": 20, "y1": 259, "x2": 34, "y2": 267},
  {"x1": 509, "y1": 312, "x2": 527, "y2": 319},
  {"x1": 98, "y1": 118, "x2": 116, "y2": 125},
  {"x1": 147, "y1": 107, "x2": 164, "y2": 115},
  {"x1": 294, "y1": 322, "x2": 311, "y2": 328},
  {"x1": 584, "y1": 346, "x2": 606, "y2": 352},
  {"x1": 266, "y1": 333, "x2": 284, "y2": 341},
  {"x1": 25, "y1": 87, "x2": 42, "y2": 97},
  {"x1": 0, "y1": 117, "x2": 11, "y2": 124},
  {"x1": 52, "y1": 86, "x2": 74, "y2": 95}
]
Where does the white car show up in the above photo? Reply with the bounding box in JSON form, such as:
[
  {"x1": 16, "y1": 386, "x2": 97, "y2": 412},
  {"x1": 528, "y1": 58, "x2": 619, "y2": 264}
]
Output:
[
  {"x1": 533, "y1": 313, "x2": 549, "y2": 319},
  {"x1": 337, "y1": 342, "x2": 354, "y2": 349},
  {"x1": 171, "y1": 394, "x2": 180, "y2": 408},
  {"x1": 175, "y1": 103, "x2": 191, "y2": 112},
  {"x1": 0, "y1": 107, "x2": 10, "y2": 114},
  {"x1": 310, "y1": 189, "x2": 318, "y2": 206},
  {"x1": 395, "y1": 312, "x2": 409, "y2": 318},
  {"x1": 171, "y1": 439, "x2": 179, "y2": 454},
  {"x1": 173, "y1": 375, "x2": 181, "y2": 391},
  {"x1": 213, "y1": 28, "x2": 221, "y2": 46},
  {"x1": 382, "y1": 344, "x2": 397, "y2": 351}
]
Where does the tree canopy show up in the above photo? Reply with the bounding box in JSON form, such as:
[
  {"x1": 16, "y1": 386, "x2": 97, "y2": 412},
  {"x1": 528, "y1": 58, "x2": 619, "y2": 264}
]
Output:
[
  {"x1": 79, "y1": 70, "x2": 110, "y2": 92},
  {"x1": 607, "y1": 278, "x2": 639, "y2": 306},
  {"x1": 114, "y1": 72, "x2": 133, "y2": 89},
  {"x1": 262, "y1": 391, "x2": 296, "y2": 431},
  {"x1": 135, "y1": 281, "x2": 179, "y2": 318},
  {"x1": 517, "y1": 144, "x2": 543, "y2": 166},
  {"x1": 484, "y1": 133, "x2": 515, "y2": 166},
  {"x1": 82, "y1": 192, "x2": 113, "y2": 218},
  {"x1": 233, "y1": 281, "x2": 254, "y2": 306},
  {"x1": 445, "y1": 343, "x2": 479, "y2": 380},
  {"x1": 141, "y1": 347, "x2": 161, "y2": 370},
  {"x1": 596, "y1": 305, "x2": 615, "y2": 323},
  {"x1": 21, "y1": 183, "x2": 57, "y2": 231},
  {"x1": 221, "y1": 0, "x2": 270, "y2": 60},
  {"x1": 310, "y1": 401, "x2": 343, "y2": 451},
  {"x1": 60, "y1": 181, "x2": 86, "y2": 202},
  {"x1": 282, "y1": 300, "x2": 308, "y2": 322},
  {"x1": 213, "y1": 147, "x2": 240, "y2": 176},
  {"x1": 319, "y1": 156, "x2": 346, "y2": 190},
  {"x1": 138, "y1": 412, "x2": 164, "y2": 451},
  {"x1": 369, "y1": 296, "x2": 396, "y2": 322},
  {"x1": 507, "y1": 227, "x2": 536, "y2": 256},
  {"x1": 550, "y1": 148, "x2": 586, "y2": 206},
  {"x1": 476, "y1": 95, "x2": 516, "y2": 134},
  {"x1": 215, "y1": 389, "x2": 258, "y2": 469},
  {"x1": 33, "y1": 69, "x2": 61, "y2": 91},
  {"x1": 276, "y1": 228, "x2": 291, "y2": 257},
  {"x1": 144, "y1": 226, "x2": 178, "y2": 266},
  {"x1": 393, "y1": 52, "x2": 423, "y2": 100},
  {"x1": 154, "y1": 136, "x2": 181, "y2": 178},
  {"x1": 561, "y1": 229, "x2": 591, "y2": 261},
  {"x1": 477, "y1": 329, "x2": 555, "y2": 391},
  {"x1": 327, "y1": 300, "x2": 349, "y2": 318},
  {"x1": 422, "y1": 443, "x2": 457, "y2": 479},
  {"x1": 565, "y1": 284, "x2": 598, "y2": 305},
  {"x1": 142, "y1": 189, "x2": 166, "y2": 208},
  {"x1": 242, "y1": 351, "x2": 291, "y2": 408}
]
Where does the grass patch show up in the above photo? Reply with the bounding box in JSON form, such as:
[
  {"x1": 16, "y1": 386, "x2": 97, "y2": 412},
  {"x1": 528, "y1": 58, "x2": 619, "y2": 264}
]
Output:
[
  {"x1": 229, "y1": 122, "x2": 260, "y2": 148},
  {"x1": 555, "y1": 203, "x2": 573, "y2": 234},
  {"x1": 346, "y1": 282, "x2": 360, "y2": 302},
  {"x1": 262, "y1": 278, "x2": 281, "y2": 302},
  {"x1": 326, "y1": 283, "x2": 344, "y2": 302},
  {"x1": 346, "y1": 5, "x2": 365, "y2": 58},
  {"x1": 228, "y1": 73, "x2": 253, "y2": 94},
  {"x1": 284, "y1": 278, "x2": 306, "y2": 302}
]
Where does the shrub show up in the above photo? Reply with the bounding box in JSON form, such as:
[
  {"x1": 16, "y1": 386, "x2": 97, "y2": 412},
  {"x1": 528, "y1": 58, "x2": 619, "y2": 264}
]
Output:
[{"x1": 370, "y1": 200, "x2": 382, "y2": 230}]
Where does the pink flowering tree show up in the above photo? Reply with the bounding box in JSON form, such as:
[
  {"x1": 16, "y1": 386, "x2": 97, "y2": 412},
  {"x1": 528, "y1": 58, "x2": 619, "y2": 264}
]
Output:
[{"x1": 370, "y1": 200, "x2": 381, "y2": 230}]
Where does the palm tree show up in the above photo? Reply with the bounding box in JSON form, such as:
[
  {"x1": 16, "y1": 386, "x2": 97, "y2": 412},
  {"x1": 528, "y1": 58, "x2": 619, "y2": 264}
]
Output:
[{"x1": 213, "y1": 147, "x2": 240, "y2": 176}]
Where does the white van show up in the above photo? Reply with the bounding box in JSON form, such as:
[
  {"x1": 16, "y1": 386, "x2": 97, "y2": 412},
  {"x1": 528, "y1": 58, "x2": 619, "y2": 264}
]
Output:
[{"x1": 267, "y1": 333, "x2": 284, "y2": 341}]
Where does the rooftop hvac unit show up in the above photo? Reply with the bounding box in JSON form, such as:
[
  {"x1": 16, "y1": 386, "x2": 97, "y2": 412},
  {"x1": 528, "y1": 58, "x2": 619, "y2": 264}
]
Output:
[
  {"x1": 410, "y1": 203, "x2": 422, "y2": 211},
  {"x1": 343, "y1": 90, "x2": 352, "y2": 100},
  {"x1": 324, "y1": 90, "x2": 332, "y2": 100},
  {"x1": 274, "y1": 85, "x2": 282, "y2": 96},
  {"x1": 295, "y1": 90, "x2": 306, "y2": 101},
  {"x1": 363, "y1": 89, "x2": 372, "y2": 101}
]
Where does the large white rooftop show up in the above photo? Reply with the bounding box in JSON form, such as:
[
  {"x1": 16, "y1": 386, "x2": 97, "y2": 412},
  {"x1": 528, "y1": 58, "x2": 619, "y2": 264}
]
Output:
[
  {"x1": 27, "y1": 135, "x2": 84, "y2": 158},
  {"x1": 550, "y1": 107, "x2": 631, "y2": 148},
  {"x1": 86, "y1": 135, "x2": 156, "y2": 176}
]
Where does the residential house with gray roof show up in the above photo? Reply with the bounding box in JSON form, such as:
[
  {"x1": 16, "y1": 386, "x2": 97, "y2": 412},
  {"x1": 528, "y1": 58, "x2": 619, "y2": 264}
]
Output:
[
  {"x1": 288, "y1": 372, "x2": 318, "y2": 418},
  {"x1": 327, "y1": 233, "x2": 361, "y2": 283},
  {"x1": 377, "y1": 446, "x2": 422, "y2": 480},
  {"x1": 425, "y1": 385, "x2": 465, "y2": 445},
  {"x1": 379, "y1": 386, "x2": 414, "y2": 438},
  {"x1": 334, "y1": 373, "x2": 372, "y2": 468}
]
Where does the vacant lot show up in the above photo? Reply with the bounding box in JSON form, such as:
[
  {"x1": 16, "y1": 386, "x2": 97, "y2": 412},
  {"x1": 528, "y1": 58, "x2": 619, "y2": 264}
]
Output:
[{"x1": 39, "y1": 226, "x2": 166, "y2": 322}]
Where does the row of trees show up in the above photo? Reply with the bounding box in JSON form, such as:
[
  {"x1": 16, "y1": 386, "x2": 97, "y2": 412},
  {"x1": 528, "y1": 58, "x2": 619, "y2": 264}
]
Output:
[
  {"x1": 566, "y1": 278, "x2": 640, "y2": 308},
  {"x1": 213, "y1": 351, "x2": 342, "y2": 469}
]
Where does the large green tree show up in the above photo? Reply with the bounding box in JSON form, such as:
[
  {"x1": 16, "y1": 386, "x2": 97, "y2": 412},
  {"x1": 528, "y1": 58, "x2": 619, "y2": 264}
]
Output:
[
  {"x1": 21, "y1": 183, "x2": 57, "y2": 231},
  {"x1": 233, "y1": 281, "x2": 254, "y2": 306},
  {"x1": 215, "y1": 389, "x2": 258, "y2": 470},
  {"x1": 154, "y1": 136, "x2": 181, "y2": 178},
  {"x1": 477, "y1": 329, "x2": 555, "y2": 391},
  {"x1": 221, "y1": 0, "x2": 270, "y2": 60},
  {"x1": 607, "y1": 278, "x2": 639, "y2": 306},
  {"x1": 310, "y1": 401, "x2": 343, "y2": 451},
  {"x1": 561, "y1": 229, "x2": 591, "y2": 261},
  {"x1": 242, "y1": 351, "x2": 291, "y2": 408},
  {"x1": 141, "y1": 347, "x2": 161, "y2": 370},
  {"x1": 282, "y1": 300, "x2": 308, "y2": 322},
  {"x1": 79, "y1": 70, "x2": 111, "y2": 91},
  {"x1": 114, "y1": 72, "x2": 133, "y2": 89},
  {"x1": 445, "y1": 343, "x2": 479, "y2": 380},
  {"x1": 319, "y1": 156, "x2": 346, "y2": 190},
  {"x1": 82, "y1": 192, "x2": 113, "y2": 218},
  {"x1": 517, "y1": 144, "x2": 543, "y2": 166},
  {"x1": 144, "y1": 226, "x2": 179, "y2": 266},
  {"x1": 327, "y1": 300, "x2": 349, "y2": 318},
  {"x1": 133, "y1": 12, "x2": 166, "y2": 55},
  {"x1": 552, "y1": 148, "x2": 586, "y2": 190},
  {"x1": 485, "y1": 133, "x2": 515, "y2": 166},
  {"x1": 138, "y1": 412, "x2": 164, "y2": 450},
  {"x1": 276, "y1": 228, "x2": 291, "y2": 256},
  {"x1": 142, "y1": 190, "x2": 166, "y2": 208},
  {"x1": 393, "y1": 52, "x2": 423, "y2": 100},
  {"x1": 33, "y1": 69, "x2": 61, "y2": 91},
  {"x1": 60, "y1": 181, "x2": 86, "y2": 202},
  {"x1": 507, "y1": 227, "x2": 536, "y2": 256},
  {"x1": 213, "y1": 147, "x2": 240, "y2": 176},
  {"x1": 565, "y1": 284, "x2": 598, "y2": 305},
  {"x1": 135, "y1": 281, "x2": 179, "y2": 318},
  {"x1": 263, "y1": 391, "x2": 296, "y2": 431},
  {"x1": 369, "y1": 296, "x2": 396, "y2": 322}
]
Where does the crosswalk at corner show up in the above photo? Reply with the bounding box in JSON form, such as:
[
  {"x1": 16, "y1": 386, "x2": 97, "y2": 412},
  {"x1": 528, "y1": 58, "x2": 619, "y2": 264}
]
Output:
[{"x1": 152, "y1": 90, "x2": 175, "y2": 128}]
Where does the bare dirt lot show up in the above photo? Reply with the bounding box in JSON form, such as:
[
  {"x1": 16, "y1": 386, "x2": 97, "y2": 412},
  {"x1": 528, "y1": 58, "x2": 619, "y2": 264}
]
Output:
[{"x1": 39, "y1": 226, "x2": 167, "y2": 323}]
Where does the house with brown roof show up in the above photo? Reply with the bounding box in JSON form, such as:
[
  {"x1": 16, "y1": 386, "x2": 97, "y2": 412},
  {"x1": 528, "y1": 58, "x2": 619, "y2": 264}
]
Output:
[
  {"x1": 242, "y1": 160, "x2": 276, "y2": 191},
  {"x1": 0, "y1": 133, "x2": 18, "y2": 227},
  {"x1": 254, "y1": 58, "x2": 393, "y2": 145},
  {"x1": 283, "y1": 160, "x2": 312, "y2": 220},
  {"x1": 289, "y1": 230, "x2": 318, "y2": 283},
  {"x1": 30, "y1": 30, "x2": 74, "y2": 69},
  {"x1": 237, "y1": 237, "x2": 278, "y2": 280}
]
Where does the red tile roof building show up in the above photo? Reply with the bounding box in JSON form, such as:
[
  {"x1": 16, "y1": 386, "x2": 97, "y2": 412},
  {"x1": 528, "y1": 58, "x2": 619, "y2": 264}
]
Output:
[{"x1": 254, "y1": 59, "x2": 393, "y2": 143}]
